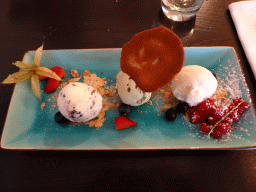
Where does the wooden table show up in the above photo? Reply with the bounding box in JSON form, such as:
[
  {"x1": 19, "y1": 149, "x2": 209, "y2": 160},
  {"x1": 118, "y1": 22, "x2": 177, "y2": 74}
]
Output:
[{"x1": 1, "y1": 0, "x2": 256, "y2": 191}]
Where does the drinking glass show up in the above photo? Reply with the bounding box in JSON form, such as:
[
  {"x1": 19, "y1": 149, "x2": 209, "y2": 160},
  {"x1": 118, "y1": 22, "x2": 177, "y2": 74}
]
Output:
[{"x1": 161, "y1": 0, "x2": 205, "y2": 21}]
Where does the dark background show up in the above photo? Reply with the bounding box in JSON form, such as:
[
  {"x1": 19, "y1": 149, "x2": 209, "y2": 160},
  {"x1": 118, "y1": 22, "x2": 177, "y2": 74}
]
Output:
[{"x1": 1, "y1": 0, "x2": 256, "y2": 191}]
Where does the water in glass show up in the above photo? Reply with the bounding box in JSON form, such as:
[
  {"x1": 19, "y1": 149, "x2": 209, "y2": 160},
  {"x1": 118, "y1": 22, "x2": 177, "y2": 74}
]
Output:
[{"x1": 161, "y1": 0, "x2": 205, "y2": 21}]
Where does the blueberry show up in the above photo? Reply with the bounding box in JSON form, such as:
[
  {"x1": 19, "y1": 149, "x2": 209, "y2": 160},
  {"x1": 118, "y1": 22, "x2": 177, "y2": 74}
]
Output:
[
  {"x1": 118, "y1": 103, "x2": 132, "y2": 115},
  {"x1": 54, "y1": 112, "x2": 70, "y2": 124},
  {"x1": 175, "y1": 101, "x2": 190, "y2": 113},
  {"x1": 212, "y1": 72, "x2": 217, "y2": 78},
  {"x1": 165, "y1": 108, "x2": 178, "y2": 121}
]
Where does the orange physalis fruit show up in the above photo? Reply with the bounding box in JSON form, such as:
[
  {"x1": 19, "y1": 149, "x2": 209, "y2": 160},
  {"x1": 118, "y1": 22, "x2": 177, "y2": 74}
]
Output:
[{"x1": 120, "y1": 25, "x2": 184, "y2": 92}]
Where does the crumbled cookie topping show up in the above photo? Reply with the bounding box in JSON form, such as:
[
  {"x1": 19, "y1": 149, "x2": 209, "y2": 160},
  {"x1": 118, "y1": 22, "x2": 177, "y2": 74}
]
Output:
[
  {"x1": 41, "y1": 102, "x2": 46, "y2": 109},
  {"x1": 70, "y1": 69, "x2": 79, "y2": 78},
  {"x1": 152, "y1": 85, "x2": 179, "y2": 114}
]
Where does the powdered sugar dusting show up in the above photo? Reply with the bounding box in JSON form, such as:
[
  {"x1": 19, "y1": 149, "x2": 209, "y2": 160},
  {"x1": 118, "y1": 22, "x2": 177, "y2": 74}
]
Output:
[
  {"x1": 218, "y1": 61, "x2": 251, "y2": 103},
  {"x1": 189, "y1": 58, "x2": 254, "y2": 143},
  {"x1": 221, "y1": 66, "x2": 242, "y2": 98}
]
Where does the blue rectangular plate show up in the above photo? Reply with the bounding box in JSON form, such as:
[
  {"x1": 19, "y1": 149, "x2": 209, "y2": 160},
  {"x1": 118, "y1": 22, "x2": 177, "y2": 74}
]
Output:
[{"x1": 1, "y1": 47, "x2": 256, "y2": 150}]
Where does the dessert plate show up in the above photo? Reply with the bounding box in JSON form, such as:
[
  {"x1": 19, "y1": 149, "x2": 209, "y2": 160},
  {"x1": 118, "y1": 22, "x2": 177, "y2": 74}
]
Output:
[{"x1": 1, "y1": 47, "x2": 256, "y2": 150}]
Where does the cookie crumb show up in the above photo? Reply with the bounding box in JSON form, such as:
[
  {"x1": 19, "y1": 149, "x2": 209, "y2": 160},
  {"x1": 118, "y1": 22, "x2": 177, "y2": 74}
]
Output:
[
  {"x1": 41, "y1": 102, "x2": 46, "y2": 109},
  {"x1": 83, "y1": 70, "x2": 91, "y2": 77},
  {"x1": 161, "y1": 107, "x2": 166, "y2": 112},
  {"x1": 70, "y1": 69, "x2": 79, "y2": 78},
  {"x1": 146, "y1": 100, "x2": 153, "y2": 106},
  {"x1": 105, "y1": 91, "x2": 113, "y2": 97},
  {"x1": 69, "y1": 77, "x2": 81, "y2": 83}
]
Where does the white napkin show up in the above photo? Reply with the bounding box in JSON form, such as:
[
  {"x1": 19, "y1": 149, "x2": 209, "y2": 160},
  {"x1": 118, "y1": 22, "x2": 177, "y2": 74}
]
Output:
[{"x1": 229, "y1": 1, "x2": 256, "y2": 79}]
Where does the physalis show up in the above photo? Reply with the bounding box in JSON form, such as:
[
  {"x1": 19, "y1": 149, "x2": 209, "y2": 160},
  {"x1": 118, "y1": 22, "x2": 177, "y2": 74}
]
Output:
[{"x1": 2, "y1": 45, "x2": 62, "y2": 100}]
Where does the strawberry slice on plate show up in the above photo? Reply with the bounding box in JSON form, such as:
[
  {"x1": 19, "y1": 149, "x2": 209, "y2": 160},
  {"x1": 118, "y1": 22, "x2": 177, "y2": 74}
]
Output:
[{"x1": 114, "y1": 116, "x2": 138, "y2": 130}]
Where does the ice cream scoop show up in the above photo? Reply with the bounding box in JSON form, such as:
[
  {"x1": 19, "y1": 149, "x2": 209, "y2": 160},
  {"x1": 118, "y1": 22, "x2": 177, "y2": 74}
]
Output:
[
  {"x1": 116, "y1": 71, "x2": 151, "y2": 106},
  {"x1": 170, "y1": 65, "x2": 218, "y2": 106},
  {"x1": 57, "y1": 82, "x2": 102, "y2": 122}
]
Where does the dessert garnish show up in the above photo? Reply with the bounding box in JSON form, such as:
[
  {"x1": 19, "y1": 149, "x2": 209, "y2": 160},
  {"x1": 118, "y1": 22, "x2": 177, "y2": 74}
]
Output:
[
  {"x1": 44, "y1": 66, "x2": 66, "y2": 93},
  {"x1": 189, "y1": 97, "x2": 250, "y2": 139},
  {"x1": 114, "y1": 116, "x2": 138, "y2": 130},
  {"x1": 165, "y1": 108, "x2": 178, "y2": 121},
  {"x1": 2, "y1": 45, "x2": 62, "y2": 100},
  {"x1": 120, "y1": 25, "x2": 184, "y2": 92},
  {"x1": 54, "y1": 111, "x2": 70, "y2": 124},
  {"x1": 118, "y1": 102, "x2": 133, "y2": 116},
  {"x1": 164, "y1": 100, "x2": 190, "y2": 121},
  {"x1": 175, "y1": 101, "x2": 190, "y2": 113}
]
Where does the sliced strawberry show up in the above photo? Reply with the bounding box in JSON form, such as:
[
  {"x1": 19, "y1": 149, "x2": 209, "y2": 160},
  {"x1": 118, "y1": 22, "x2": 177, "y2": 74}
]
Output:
[
  {"x1": 51, "y1": 66, "x2": 66, "y2": 78},
  {"x1": 114, "y1": 116, "x2": 138, "y2": 130},
  {"x1": 45, "y1": 66, "x2": 65, "y2": 93}
]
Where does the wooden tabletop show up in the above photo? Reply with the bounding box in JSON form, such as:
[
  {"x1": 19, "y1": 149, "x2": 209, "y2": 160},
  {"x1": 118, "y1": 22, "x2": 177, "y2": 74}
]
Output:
[{"x1": 1, "y1": 0, "x2": 256, "y2": 191}]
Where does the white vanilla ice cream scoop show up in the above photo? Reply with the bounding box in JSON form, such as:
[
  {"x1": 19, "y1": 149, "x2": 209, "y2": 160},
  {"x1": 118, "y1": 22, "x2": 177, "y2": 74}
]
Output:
[
  {"x1": 170, "y1": 65, "x2": 218, "y2": 106},
  {"x1": 57, "y1": 82, "x2": 102, "y2": 122},
  {"x1": 116, "y1": 71, "x2": 152, "y2": 106}
]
